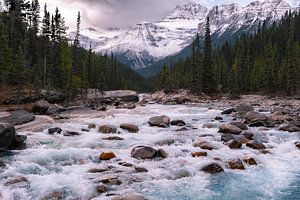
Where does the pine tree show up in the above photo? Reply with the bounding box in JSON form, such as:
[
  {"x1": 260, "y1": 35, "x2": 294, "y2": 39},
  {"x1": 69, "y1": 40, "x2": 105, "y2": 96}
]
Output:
[
  {"x1": 202, "y1": 17, "x2": 216, "y2": 93},
  {"x1": 190, "y1": 33, "x2": 202, "y2": 94}
]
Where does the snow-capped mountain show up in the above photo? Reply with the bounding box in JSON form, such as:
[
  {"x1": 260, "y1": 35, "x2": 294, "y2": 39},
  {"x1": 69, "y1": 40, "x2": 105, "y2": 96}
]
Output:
[{"x1": 71, "y1": 0, "x2": 296, "y2": 71}]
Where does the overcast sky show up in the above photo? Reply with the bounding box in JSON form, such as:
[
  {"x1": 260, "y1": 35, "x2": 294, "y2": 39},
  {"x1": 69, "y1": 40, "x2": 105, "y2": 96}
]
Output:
[{"x1": 40, "y1": 0, "x2": 300, "y2": 30}]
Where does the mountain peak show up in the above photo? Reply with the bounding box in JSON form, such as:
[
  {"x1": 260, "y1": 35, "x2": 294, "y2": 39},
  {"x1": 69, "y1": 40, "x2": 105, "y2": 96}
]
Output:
[{"x1": 164, "y1": 2, "x2": 208, "y2": 20}]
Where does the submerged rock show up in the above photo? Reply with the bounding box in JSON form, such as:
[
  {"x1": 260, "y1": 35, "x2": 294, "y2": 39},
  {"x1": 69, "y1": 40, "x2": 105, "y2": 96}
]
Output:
[
  {"x1": 99, "y1": 124, "x2": 117, "y2": 133},
  {"x1": 88, "y1": 123, "x2": 96, "y2": 129},
  {"x1": 191, "y1": 151, "x2": 208, "y2": 157},
  {"x1": 112, "y1": 193, "x2": 146, "y2": 200},
  {"x1": 171, "y1": 119, "x2": 186, "y2": 126},
  {"x1": 201, "y1": 163, "x2": 224, "y2": 174},
  {"x1": 96, "y1": 184, "x2": 107, "y2": 193},
  {"x1": 120, "y1": 123, "x2": 139, "y2": 133},
  {"x1": 10, "y1": 134, "x2": 27, "y2": 149},
  {"x1": 295, "y1": 142, "x2": 300, "y2": 149},
  {"x1": 218, "y1": 124, "x2": 242, "y2": 135},
  {"x1": 227, "y1": 159, "x2": 245, "y2": 170},
  {"x1": 243, "y1": 156, "x2": 257, "y2": 165},
  {"x1": 148, "y1": 115, "x2": 170, "y2": 128},
  {"x1": 100, "y1": 152, "x2": 116, "y2": 160},
  {"x1": 135, "y1": 166, "x2": 148, "y2": 173},
  {"x1": 157, "y1": 148, "x2": 168, "y2": 158},
  {"x1": 103, "y1": 136, "x2": 124, "y2": 140},
  {"x1": 241, "y1": 131, "x2": 254, "y2": 140},
  {"x1": 246, "y1": 140, "x2": 266, "y2": 149},
  {"x1": 228, "y1": 140, "x2": 242, "y2": 149},
  {"x1": 0, "y1": 110, "x2": 35, "y2": 126},
  {"x1": 221, "y1": 108, "x2": 235, "y2": 115},
  {"x1": 63, "y1": 131, "x2": 80, "y2": 136},
  {"x1": 221, "y1": 134, "x2": 236, "y2": 142},
  {"x1": 116, "y1": 104, "x2": 136, "y2": 109},
  {"x1": 0, "y1": 123, "x2": 15, "y2": 150},
  {"x1": 131, "y1": 146, "x2": 157, "y2": 159},
  {"x1": 202, "y1": 123, "x2": 218, "y2": 129},
  {"x1": 98, "y1": 175, "x2": 121, "y2": 185}
]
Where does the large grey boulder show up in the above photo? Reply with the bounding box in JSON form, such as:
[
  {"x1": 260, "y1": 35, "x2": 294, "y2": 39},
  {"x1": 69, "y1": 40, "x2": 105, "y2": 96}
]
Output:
[
  {"x1": 0, "y1": 123, "x2": 15, "y2": 150},
  {"x1": 245, "y1": 111, "x2": 268, "y2": 124},
  {"x1": 131, "y1": 146, "x2": 159, "y2": 159},
  {"x1": 0, "y1": 110, "x2": 35, "y2": 126},
  {"x1": 236, "y1": 103, "x2": 254, "y2": 114},
  {"x1": 218, "y1": 124, "x2": 242, "y2": 135},
  {"x1": 32, "y1": 100, "x2": 50, "y2": 115}
]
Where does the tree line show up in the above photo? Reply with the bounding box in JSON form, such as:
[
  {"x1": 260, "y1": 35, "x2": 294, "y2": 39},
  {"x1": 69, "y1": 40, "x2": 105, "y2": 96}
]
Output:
[
  {"x1": 155, "y1": 12, "x2": 300, "y2": 96},
  {"x1": 0, "y1": 0, "x2": 146, "y2": 99}
]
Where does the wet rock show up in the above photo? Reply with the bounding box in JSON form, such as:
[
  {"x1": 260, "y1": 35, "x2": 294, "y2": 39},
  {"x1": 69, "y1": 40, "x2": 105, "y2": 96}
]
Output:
[
  {"x1": 230, "y1": 122, "x2": 248, "y2": 130},
  {"x1": 218, "y1": 124, "x2": 242, "y2": 135},
  {"x1": 0, "y1": 159, "x2": 5, "y2": 167},
  {"x1": 279, "y1": 124, "x2": 300, "y2": 132},
  {"x1": 88, "y1": 168, "x2": 109, "y2": 173},
  {"x1": 116, "y1": 104, "x2": 136, "y2": 109},
  {"x1": 0, "y1": 110, "x2": 35, "y2": 126},
  {"x1": 271, "y1": 111, "x2": 285, "y2": 122},
  {"x1": 249, "y1": 121, "x2": 266, "y2": 127},
  {"x1": 131, "y1": 146, "x2": 157, "y2": 159},
  {"x1": 290, "y1": 121, "x2": 300, "y2": 128},
  {"x1": 201, "y1": 163, "x2": 224, "y2": 174},
  {"x1": 202, "y1": 123, "x2": 218, "y2": 129},
  {"x1": 10, "y1": 134, "x2": 27, "y2": 149},
  {"x1": 63, "y1": 131, "x2": 80, "y2": 136},
  {"x1": 271, "y1": 106, "x2": 284, "y2": 114},
  {"x1": 45, "y1": 104, "x2": 63, "y2": 115},
  {"x1": 99, "y1": 125, "x2": 117, "y2": 133},
  {"x1": 193, "y1": 140, "x2": 216, "y2": 150},
  {"x1": 118, "y1": 161, "x2": 133, "y2": 167},
  {"x1": 215, "y1": 116, "x2": 223, "y2": 121},
  {"x1": 97, "y1": 105, "x2": 107, "y2": 111},
  {"x1": 4, "y1": 176, "x2": 28, "y2": 186},
  {"x1": 103, "y1": 136, "x2": 124, "y2": 140},
  {"x1": 243, "y1": 156, "x2": 257, "y2": 165},
  {"x1": 227, "y1": 159, "x2": 245, "y2": 170},
  {"x1": 100, "y1": 152, "x2": 116, "y2": 160},
  {"x1": 41, "y1": 191, "x2": 63, "y2": 200},
  {"x1": 245, "y1": 111, "x2": 268, "y2": 124},
  {"x1": 148, "y1": 115, "x2": 170, "y2": 128},
  {"x1": 135, "y1": 166, "x2": 148, "y2": 173},
  {"x1": 112, "y1": 193, "x2": 146, "y2": 200},
  {"x1": 120, "y1": 123, "x2": 139, "y2": 133},
  {"x1": 48, "y1": 127, "x2": 62, "y2": 134},
  {"x1": 171, "y1": 119, "x2": 186, "y2": 126},
  {"x1": 157, "y1": 148, "x2": 168, "y2": 158},
  {"x1": 32, "y1": 100, "x2": 50, "y2": 115},
  {"x1": 295, "y1": 142, "x2": 300, "y2": 149},
  {"x1": 88, "y1": 123, "x2": 96, "y2": 129},
  {"x1": 221, "y1": 108, "x2": 235, "y2": 115},
  {"x1": 155, "y1": 139, "x2": 176, "y2": 146},
  {"x1": 241, "y1": 131, "x2": 254, "y2": 140},
  {"x1": 260, "y1": 149, "x2": 271, "y2": 154},
  {"x1": 98, "y1": 175, "x2": 121, "y2": 185},
  {"x1": 228, "y1": 140, "x2": 242, "y2": 149},
  {"x1": 221, "y1": 134, "x2": 236, "y2": 142},
  {"x1": 191, "y1": 151, "x2": 208, "y2": 157},
  {"x1": 0, "y1": 123, "x2": 15, "y2": 150},
  {"x1": 96, "y1": 185, "x2": 107, "y2": 193},
  {"x1": 246, "y1": 140, "x2": 266, "y2": 149},
  {"x1": 81, "y1": 128, "x2": 89, "y2": 132},
  {"x1": 236, "y1": 103, "x2": 254, "y2": 114}
]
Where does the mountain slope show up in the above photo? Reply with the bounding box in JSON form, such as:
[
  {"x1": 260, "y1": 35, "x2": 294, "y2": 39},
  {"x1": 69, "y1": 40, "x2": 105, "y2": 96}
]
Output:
[{"x1": 72, "y1": 0, "x2": 296, "y2": 73}]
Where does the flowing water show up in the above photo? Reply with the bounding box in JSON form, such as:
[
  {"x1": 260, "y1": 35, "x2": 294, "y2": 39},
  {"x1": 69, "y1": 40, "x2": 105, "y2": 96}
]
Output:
[{"x1": 0, "y1": 104, "x2": 299, "y2": 200}]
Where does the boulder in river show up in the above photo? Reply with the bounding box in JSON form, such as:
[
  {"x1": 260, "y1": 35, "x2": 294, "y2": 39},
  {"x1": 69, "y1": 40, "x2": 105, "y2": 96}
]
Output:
[
  {"x1": 245, "y1": 111, "x2": 268, "y2": 124},
  {"x1": 221, "y1": 134, "x2": 236, "y2": 142},
  {"x1": 243, "y1": 156, "x2": 257, "y2": 165},
  {"x1": 32, "y1": 100, "x2": 50, "y2": 115},
  {"x1": 202, "y1": 123, "x2": 218, "y2": 129},
  {"x1": 221, "y1": 108, "x2": 235, "y2": 115},
  {"x1": 0, "y1": 110, "x2": 35, "y2": 126},
  {"x1": 148, "y1": 115, "x2": 170, "y2": 128},
  {"x1": 99, "y1": 124, "x2": 117, "y2": 133},
  {"x1": 295, "y1": 142, "x2": 300, "y2": 149},
  {"x1": 229, "y1": 122, "x2": 248, "y2": 130},
  {"x1": 192, "y1": 151, "x2": 208, "y2": 157},
  {"x1": 48, "y1": 127, "x2": 62, "y2": 134},
  {"x1": 236, "y1": 103, "x2": 254, "y2": 114},
  {"x1": 120, "y1": 123, "x2": 139, "y2": 133},
  {"x1": 171, "y1": 119, "x2": 186, "y2": 126},
  {"x1": 218, "y1": 124, "x2": 242, "y2": 135},
  {"x1": 131, "y1": 146, "x2": 157, "y2": 159},
  {"x1": 157, "y1": 148, "x2": 168, "y2": 158},
  {"x1": 99, "y1": 152, "x2": 116, "y2": 160},
  {"x1": 279, "y1": 124, "x2": 300, "y2": 132},
  {"x1": 228, "y1": 140, "x2": 242, "y2": 149},
  {"x1": 9, "y1": 134, "x2": 27, "y2": 149},
  {"x1": 193, "y1": 140, "x2": 216, "y2": 150},
  {"x1": 201, "y1": 163, "x2": 224, "y2": 174},
  {"x1": 0, "y1": 123, "x2": 15, "y2": 150},
  {"x1": 246, "y1": 140, "x2": 266, "y2": 149},
  {"x1": 227, "y1": 159, "x2": 245, "y2": 170},
  {"x1": 241, "y1": 131, "x2": 254, "y2": 140}
]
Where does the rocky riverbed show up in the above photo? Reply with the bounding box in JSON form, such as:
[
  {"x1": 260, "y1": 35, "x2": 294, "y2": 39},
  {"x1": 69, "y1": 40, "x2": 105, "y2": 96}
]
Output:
[{"x1": 0, "y1": 94, "x2": 300, "y2": 200}]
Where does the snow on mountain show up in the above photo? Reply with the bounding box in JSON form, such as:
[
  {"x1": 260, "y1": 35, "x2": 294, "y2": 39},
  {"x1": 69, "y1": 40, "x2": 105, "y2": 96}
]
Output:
[{"x1": 71, "y1": 0, "x2": 296, "y2": 70}]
